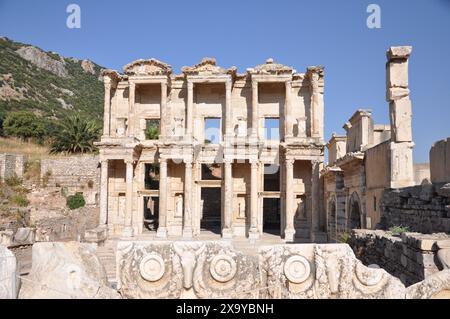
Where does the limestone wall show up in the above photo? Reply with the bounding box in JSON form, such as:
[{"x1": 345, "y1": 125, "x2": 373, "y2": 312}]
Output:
[
  {"x1": 430, "y1": 137, "x2": 450, "y2": 183},
  {"x1": 380, "y1": 183, "x2": 450, "y2": 233},
  {"x1": 350, "y1": 230, "x2": 447, "y2": 286},
  {"x1": 0, "y1": 153, "x2": 26, "y2": 181},
  {"x1": 40, "y1": 155, "x2": 100, "y2": 206}
]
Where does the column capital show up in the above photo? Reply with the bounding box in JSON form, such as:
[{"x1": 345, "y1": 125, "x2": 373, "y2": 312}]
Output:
[
  {"x1": 124, "y1": 159, "x2": 134, "y2": 165},
  {"x1": 187, "y1": 80, "x2": 194, "y2": 88},
  {"x1": 252, "y1": 80, "x2": 258, "y2": 90},
  {"x1": 223, "y1": 158, "x2": 232, "y2": 165},
  {"x1": 129, "y1": 81, "x2": 136, "y2": 89},
  {"x1": 184, "y1": 160, "x2": 193, "y2": 167},
  {"x1": 286, "y1": 158, "x2": 295, "y2": 167},
  {"x1": 159, "y1": 158, "x2": 167, "y2": 164},
  {"x1": 100, "y1": 159, "x2": 109, "y2": 164}
]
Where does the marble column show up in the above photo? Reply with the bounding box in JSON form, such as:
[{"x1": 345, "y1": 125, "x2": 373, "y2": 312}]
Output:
[
  {"x1": 284, "y1": 159, "x2": 295, "y2": 242},
  {"x1": 183, "y1": 161, "x2": 193, "y2": 238},
  {"x1": 160, "y1": 81, "x2": 167, "y2": 138},
  {"x1": 222, "y1": 159, "x2": 233, "y2": 238},
  {"x1": 128, "y1": 82, "x2": 136, "y2": 137},
  {"x1": 225, "y1": 78, "x2": 232, "y2": 138},
  {"x1": 102, "y1": 81, "x2": 112, "y2": 137},
  {"x1": 249, "y1": 161, "x2": 259, "y2": 239},
  {"x1": 186, "y1": 80, "x2": 193, "y2": 137},
  {"x1": 311, "y1": 160, "x2": 320, "y2": 240},
  {"x1": 123, "y1": 159, "x2": 134, "y2": 237},
  {"x1": 285, "y1": 81, "x2": 293, "y2": 138},
  {"x1": 99, "y1": 159, "x2": 108, "y2": 226},
  {"x1": 251, "y1": 80, "x2": 259, "y2": 138},
  {"x1": 157, "y1": 159, "x2": 168, "y2": 238}
]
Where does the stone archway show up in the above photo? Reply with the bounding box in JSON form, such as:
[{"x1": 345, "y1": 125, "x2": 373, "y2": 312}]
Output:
[{"x1": 348, "y1": 192, "x2": 362, "y2": 229}]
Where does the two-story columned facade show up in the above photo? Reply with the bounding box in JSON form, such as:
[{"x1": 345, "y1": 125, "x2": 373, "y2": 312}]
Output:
[{"x1": 96, "y1": 57, "x2": 326, "y2": 241}]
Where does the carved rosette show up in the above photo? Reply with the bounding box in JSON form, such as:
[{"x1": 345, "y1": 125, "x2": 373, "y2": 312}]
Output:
[
  {"x1": 193, "y1": 243, "x2": 259, "y2": 299},
  {"x1": 117, "y1": 242, "x2": 183, "y2": 299}
]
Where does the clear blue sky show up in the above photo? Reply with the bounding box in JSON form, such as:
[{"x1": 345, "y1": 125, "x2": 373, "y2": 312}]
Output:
[{"x1": 1, "y1": 0, "x2": 449, "y2": 163}]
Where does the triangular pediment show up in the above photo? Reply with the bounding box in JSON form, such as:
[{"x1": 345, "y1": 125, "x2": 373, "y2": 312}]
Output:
[
  {"x1": 182, "y1": 57, "x2": 236, "y2": 76},
  {"x1": 123, "y1": 58, "x2": 172, "y2": 76}
]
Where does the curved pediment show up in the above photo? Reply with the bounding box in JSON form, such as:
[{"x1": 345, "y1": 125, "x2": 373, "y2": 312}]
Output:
[
  {"x1": 248, "y1": 58, "x2": 294, "y2": 75},
  {"x1": 101, "y1": 69, "x2": 121, "y2": 82},
  {"x1": 123, "y1": 58, "x2": 172, "y2": 76},
  {"x1": 182, "y1": 57, "x2": 236, "y2": 76}
]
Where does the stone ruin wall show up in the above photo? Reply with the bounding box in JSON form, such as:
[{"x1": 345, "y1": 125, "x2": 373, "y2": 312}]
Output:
[
  {"x1": 40, "y1": 155, "x2": 100, "y2": 206},
  {"x1": 0, "y1": 153, "x2": 26, "y2": 181},
  {"x1": 350, "y1": 229, "x2": 448, "y2": 286},
  {"x1": 430, "y1": 137, "x2": 450, "y2": 184},
  {"x1": 4, "y1": 240, "x2": 449, "y2": 299},
  {"x1": 380, "y1": 183, "x2": 450, "y2": 234}
]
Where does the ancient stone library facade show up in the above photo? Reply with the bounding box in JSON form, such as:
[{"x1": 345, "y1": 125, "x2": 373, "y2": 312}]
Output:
[{"x1": 97, "y1": 57, "x2": 325, "y2": 241}]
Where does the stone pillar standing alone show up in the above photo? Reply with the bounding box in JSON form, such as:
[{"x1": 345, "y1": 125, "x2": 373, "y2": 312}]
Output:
[{"x1": 386, "y1": 46, "x2": 415, "y2": 188}]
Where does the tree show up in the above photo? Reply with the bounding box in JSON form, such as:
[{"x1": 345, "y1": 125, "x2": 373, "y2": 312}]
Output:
[
  {"x1": 50, "y1": 114, "x2": 100, "y2": 154},
  {"x1": 3, "y1": 110, "x2": 45, "y2": 141}
]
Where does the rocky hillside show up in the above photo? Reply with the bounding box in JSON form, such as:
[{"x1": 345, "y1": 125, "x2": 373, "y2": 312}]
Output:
[{"x1": 0, "y1": 36, "x2": 105, "y2": 123}]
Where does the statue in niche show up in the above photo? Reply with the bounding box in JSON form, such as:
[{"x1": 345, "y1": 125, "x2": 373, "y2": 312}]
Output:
[
  {"x1": 116, "y1": 118, "x2": 127, "y2": 137},
  {"x1": 175, "y1": 194, "x2": 183, "y2": 217},
  {"x1": 295, "y1": 117, "x2": 306, "y2": 137},
  {"x1": 173, "y1": 117, "x2": 184, "y2": 136},
  {"x1": 146, "y1": 197, "x2": 154, "y2": 216},
  {"x1": 236, "y1": 117, "x2": 247, "y2": 137},
  {"x1": 295, "y1": 196, "x2": 306, "y2": 220}
]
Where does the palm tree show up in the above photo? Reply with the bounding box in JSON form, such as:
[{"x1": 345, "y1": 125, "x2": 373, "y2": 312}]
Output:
[{"x1": 50, "y1": 114, "x2": 100, "y2": 154}]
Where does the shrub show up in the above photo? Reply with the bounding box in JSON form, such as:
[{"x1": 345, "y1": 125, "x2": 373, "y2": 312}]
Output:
[
  {"x1": 389, "y1": 225, "x2": 409, "y2": 236},
  {"x1": 42, "y1": 170, "x2": 52, "y2": 187},
  {"x1": 5, "y1": 174, "x2": 23, "y2": 187},
  {"x1": 338, "y1": 232, "x2": 351, "y2": 244},
  {"x1": 50, "y1": 114, "x2": 100, "y2": 154},
  {"x1": 66, "y1": 193, "x2": 85, "y2": 210},
  {"x1": 3, "y1": 111, "x2": 46, "y2": 141},
  {"x1": 11, "y1": 194, "x2": 29, "y2": 207}
]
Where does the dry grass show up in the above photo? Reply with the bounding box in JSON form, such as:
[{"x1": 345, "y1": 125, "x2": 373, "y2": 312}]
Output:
[{"x1": 0, "y1": 137, "x2": 54, "y2": 160}]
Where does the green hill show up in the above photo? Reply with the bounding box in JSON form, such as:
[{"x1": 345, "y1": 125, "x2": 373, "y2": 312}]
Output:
[{"x1": 0, "y1": 37, "x2": 105, "y2": 126}]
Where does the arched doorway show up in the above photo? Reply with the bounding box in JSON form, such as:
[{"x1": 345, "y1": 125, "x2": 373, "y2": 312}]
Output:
[{"x1": 348, "y1": 192, "x2": 362, "y2": 229}]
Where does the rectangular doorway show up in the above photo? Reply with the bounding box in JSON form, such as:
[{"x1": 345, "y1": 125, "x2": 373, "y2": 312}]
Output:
[
  {"x1": 200, "y1": 188, "x2": 221, "y2": 233},
  {"x1": 263, "y1": 198, "x2": 281, "y2": 235}
]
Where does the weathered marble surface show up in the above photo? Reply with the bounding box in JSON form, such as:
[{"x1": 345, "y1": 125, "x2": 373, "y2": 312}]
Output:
[
  {"x1": 18, "y1": 242, "x2": 120, "y2": 299},
  {"x1": 0, "y1": 244, "x2": 17, "y2": 299},
  {"x1": 117, "y1": 241, "x2": 260, "y2": 299},
  {"x1": 117, "y1": 241, "x2": 407, "y2": 299}
]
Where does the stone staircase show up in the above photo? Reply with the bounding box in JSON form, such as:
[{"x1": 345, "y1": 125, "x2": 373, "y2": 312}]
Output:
[{"x1": 96, "y1": 240, "x2": 117, "y2": 288}]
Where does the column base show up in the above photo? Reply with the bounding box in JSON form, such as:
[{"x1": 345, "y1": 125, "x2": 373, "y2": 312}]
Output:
[
  {"x1": 248, "y1": 228, "x2": 259, "y2": 240},
  {"x1": 284, "y1": 228, "x2": 296, "y2": 243},
  {"x1": 182, "y1": 228, "x2": 193, "y2": 239},
  {"x1": 122, "y1": 226, "x2": 134, "y2": 238},
  {"x1": 156, "y1": 227, "x2": 167, "y2": 238},
  {"x1": 222, "y1": 228, "x2": 233, "y2": 239}
]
